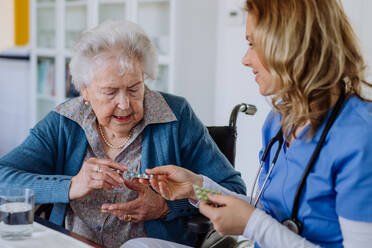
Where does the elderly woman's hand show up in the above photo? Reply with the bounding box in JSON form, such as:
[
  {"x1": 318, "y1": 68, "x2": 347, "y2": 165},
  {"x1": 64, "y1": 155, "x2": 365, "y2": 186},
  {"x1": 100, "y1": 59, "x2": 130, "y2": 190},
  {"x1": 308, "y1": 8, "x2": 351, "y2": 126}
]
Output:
[
  {"x1": 69, "y1": 158, "x2": 126, "y2": 200},
  {"x1": 142, "y1": 165, "x2": 203, "y2": 201},
  {"x1": 101, "y1": 180, "x2": 168, "y2": 223},
  {"x1": 199, "y1": 194, "x2": 255, "y2": 235}
]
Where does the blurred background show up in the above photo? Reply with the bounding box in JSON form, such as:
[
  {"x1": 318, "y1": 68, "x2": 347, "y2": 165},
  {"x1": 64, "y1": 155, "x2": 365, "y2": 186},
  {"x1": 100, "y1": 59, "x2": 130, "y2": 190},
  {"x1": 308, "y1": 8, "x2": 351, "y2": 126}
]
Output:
[{"x1": 0, "y1": 0, "x2": 371, "y2": 190}]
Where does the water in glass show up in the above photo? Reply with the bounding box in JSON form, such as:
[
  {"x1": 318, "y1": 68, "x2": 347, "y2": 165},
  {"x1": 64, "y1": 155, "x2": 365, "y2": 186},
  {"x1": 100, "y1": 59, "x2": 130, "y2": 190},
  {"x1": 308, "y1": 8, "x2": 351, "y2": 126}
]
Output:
[{"x1": 0, "y1": 188, "x2": 34, "y2": 240}]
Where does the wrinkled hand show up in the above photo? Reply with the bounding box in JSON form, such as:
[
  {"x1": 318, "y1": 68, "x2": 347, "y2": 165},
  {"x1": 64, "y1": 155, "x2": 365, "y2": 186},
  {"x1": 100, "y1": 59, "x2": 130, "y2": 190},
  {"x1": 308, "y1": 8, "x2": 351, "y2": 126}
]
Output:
[
  {"x1": 101, "y1": 179, "x2": 168, "y2": 223},
  {"x1": 199, "y1": 194, "x2": 255, "y2": 235},
  {"x1": 69, "y1": 158, "x2": 126, "y2": 200},
  {"x1": 141, "y1": 165, "x2": 203, "y2": 201}
]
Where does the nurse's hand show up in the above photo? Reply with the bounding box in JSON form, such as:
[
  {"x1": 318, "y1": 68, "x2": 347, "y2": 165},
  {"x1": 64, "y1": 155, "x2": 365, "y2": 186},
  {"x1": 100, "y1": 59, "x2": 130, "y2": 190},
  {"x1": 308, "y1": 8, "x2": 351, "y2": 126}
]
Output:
[
  {"x1": 199, "y1": 194, "x2": 255, "y2": 235},
  {"x1": 101, "y1": 179, "x2": 168, "y2": 223},
  {"x1": 142, "y1": 165, "x2": 203, "y2": 201},
  {"x1": 69, "y1": 158, "x2": 125, "y2": 200}
]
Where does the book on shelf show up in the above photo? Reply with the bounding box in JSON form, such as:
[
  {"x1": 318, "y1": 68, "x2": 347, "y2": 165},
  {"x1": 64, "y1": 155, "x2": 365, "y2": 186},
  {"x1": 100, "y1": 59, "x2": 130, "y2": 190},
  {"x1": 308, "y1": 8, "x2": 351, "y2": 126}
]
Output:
[
  {"x1": 65, "y1": 62, "x2": 80, "y2": 98},
  {"x1": 37, "y1": 58, "x2": 55, "y2": 97}
]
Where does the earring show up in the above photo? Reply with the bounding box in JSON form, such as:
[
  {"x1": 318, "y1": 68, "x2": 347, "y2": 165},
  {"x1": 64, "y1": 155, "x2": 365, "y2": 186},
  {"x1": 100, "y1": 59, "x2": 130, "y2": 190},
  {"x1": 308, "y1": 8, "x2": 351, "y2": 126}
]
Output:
[{"x1": 84, "y1": 100, "x2": 89, "y2": 105}]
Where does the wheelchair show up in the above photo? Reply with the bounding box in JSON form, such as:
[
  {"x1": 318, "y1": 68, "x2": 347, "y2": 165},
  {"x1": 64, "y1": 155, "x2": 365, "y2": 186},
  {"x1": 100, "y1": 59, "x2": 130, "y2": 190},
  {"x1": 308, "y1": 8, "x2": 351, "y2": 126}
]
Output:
[{"x1": 188, "y1": 103, "x2": 257, "y2": 248}]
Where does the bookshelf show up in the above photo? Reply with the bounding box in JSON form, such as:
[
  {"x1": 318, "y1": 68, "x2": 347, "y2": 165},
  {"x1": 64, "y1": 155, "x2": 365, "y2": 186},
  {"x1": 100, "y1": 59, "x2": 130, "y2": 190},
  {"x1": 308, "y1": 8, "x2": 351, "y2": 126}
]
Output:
[{"x1": 30, "y1": 0, "x2": 175, "y2": 124}]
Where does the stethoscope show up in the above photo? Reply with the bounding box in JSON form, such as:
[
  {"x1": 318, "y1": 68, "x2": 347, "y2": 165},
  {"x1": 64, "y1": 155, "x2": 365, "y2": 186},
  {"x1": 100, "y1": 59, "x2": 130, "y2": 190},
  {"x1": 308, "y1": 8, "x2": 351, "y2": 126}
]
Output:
[{"x1": 250, "y1": 88, "x2": 346, "y2": 235}]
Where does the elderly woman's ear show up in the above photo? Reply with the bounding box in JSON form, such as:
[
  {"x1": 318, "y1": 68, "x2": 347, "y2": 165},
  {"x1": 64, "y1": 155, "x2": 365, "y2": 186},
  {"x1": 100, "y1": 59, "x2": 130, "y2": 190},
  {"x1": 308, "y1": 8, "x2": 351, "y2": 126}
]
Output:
[{"x1": 80, "y1": 86, "x2": 89, "y2": 104}]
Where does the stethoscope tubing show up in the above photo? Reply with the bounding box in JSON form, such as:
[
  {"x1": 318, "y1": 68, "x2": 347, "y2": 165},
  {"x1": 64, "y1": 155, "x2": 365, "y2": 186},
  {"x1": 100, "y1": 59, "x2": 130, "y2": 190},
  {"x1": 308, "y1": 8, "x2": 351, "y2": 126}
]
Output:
[
  {"x1": 251, "y1": 128, "x2": 283, "y2": 207},
  {"x1": 250, "y1": 87, "x2": 346, "y2": 235},
  {"x1": 253, "y1": 162, "x2": 271, "y2": 207},
  {"x1": 250, "y1": 162, "x2": 263, "y2": 206}
]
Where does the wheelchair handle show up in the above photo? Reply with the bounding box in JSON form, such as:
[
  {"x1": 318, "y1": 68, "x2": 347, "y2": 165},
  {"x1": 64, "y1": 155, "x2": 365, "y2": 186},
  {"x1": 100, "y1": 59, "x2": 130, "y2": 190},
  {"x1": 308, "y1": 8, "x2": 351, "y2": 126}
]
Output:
[{"x1": 229, "y1": 103, "x2": 257, "y2": 128}]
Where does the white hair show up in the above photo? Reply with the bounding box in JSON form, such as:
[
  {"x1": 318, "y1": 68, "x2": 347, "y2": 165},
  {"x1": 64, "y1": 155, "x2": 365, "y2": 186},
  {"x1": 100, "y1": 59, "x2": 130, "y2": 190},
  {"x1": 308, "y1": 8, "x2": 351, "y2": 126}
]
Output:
[{"x1": 69, "y1": 20, "x2": 158, "y2": 90}]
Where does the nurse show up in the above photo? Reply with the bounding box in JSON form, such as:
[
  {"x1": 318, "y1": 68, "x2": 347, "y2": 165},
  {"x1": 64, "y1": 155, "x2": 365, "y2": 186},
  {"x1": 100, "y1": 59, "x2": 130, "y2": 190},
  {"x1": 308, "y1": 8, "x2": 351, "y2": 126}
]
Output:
[{"x1": 122, "y1": 0, "x2": 372, "y2": 247}]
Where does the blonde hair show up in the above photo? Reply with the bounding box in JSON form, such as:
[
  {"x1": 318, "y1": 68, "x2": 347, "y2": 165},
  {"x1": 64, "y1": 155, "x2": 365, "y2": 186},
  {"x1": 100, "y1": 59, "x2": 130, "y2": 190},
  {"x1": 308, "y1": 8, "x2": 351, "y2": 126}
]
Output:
[{"x1": 246, "y1": 0, "x2": 372, "y2": 139}]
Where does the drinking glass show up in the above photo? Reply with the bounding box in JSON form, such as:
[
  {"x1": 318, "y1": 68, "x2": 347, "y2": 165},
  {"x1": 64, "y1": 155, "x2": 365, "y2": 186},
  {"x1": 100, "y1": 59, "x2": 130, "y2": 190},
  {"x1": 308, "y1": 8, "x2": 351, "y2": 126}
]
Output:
[{"x1": 0, "y1": 188, "x2": 34, "y2": 240}]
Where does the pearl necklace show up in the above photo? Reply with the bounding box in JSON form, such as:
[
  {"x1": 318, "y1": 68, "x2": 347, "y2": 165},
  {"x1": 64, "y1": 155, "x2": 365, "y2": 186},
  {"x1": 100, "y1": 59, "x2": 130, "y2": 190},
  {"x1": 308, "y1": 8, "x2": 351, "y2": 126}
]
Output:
[{"x1": 98, "y1": 124, "x2": 133, "y2": 150}]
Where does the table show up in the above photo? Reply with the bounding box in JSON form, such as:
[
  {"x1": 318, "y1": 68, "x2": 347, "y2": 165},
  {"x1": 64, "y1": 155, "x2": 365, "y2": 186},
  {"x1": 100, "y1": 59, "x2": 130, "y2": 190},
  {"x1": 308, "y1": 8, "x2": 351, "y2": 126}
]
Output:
[
  {"x1": 0, "y1": 216, "x2": 106, "y2": 248},
  {"x1": 35, "y1": 216, "x2": 105, "y2": 248}
]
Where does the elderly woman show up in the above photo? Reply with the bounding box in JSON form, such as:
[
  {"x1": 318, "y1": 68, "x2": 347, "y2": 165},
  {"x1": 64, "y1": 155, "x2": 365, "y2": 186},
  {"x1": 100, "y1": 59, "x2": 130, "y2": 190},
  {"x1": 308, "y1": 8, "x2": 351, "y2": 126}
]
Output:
[{"x1": 0, "y1": 20, "x2": 246, "y2": 247}]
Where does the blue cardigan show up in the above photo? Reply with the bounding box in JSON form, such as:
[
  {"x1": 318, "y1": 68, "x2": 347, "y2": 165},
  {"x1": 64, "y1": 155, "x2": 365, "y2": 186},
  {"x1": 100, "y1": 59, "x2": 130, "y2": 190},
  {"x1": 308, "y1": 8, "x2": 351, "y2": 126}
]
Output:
[{"x1": 0, "y1": 93, "x2": 246, "y2": 246}]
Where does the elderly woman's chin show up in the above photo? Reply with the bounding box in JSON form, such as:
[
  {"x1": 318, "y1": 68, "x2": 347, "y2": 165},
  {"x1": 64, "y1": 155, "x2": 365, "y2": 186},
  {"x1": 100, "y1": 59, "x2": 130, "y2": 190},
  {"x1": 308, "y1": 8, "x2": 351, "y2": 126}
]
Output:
[{"x1": 103, "y1": 113, "x2": 142, "y2": 136}]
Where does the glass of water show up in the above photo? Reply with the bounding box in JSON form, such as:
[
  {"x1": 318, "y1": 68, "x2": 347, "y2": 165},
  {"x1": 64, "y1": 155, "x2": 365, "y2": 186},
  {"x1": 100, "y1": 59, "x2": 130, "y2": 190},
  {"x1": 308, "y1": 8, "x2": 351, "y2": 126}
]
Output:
[{"x1": 0, "y1": 188, "x2": 34, "y2": 240}]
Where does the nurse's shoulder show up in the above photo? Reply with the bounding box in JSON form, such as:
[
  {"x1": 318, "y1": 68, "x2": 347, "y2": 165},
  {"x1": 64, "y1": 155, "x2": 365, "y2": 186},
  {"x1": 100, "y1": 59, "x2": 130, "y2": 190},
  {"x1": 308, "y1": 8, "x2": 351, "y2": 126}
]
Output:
[
  {"x1": 329, "y1": 94, "x2": 372, "y2": 221},
  {"x1": 332, "y1": 94, "x2": 372, "y2": 143},
  {"x1": 328, "y1": 94, "x2": 372, "y2": 179}
]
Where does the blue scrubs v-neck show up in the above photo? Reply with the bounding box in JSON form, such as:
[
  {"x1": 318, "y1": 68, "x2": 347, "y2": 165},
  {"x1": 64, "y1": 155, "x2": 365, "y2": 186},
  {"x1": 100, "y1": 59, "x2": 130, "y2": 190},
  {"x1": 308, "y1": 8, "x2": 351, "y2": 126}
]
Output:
[{"x1": 255, "y1": 95, "x2": 372, "y2": 247}]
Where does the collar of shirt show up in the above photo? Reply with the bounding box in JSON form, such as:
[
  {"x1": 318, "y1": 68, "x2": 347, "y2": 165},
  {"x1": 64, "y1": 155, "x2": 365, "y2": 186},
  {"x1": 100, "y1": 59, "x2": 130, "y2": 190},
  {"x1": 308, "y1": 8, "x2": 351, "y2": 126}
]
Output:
[{"x1": 54, "y1": 86, "x2": 177, "y2": 154}]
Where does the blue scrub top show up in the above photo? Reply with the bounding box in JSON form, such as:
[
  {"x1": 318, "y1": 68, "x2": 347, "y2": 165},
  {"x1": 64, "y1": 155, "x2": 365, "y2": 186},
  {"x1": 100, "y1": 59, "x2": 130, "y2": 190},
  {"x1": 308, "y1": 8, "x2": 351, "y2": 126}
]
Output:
[{"x1": 258, "y1": 95, "x2": 372, "y2": 247}]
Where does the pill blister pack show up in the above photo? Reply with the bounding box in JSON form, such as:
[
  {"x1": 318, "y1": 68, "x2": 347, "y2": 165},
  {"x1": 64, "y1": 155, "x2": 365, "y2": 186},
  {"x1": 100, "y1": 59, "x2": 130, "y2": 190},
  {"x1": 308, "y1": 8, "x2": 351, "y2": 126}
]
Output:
[
  {"x1": 193, "y1": 185, "x2": 222, "y2": 203},
  {"x1": 114, "y1": 168, "x2": 154, "y2": 181}
]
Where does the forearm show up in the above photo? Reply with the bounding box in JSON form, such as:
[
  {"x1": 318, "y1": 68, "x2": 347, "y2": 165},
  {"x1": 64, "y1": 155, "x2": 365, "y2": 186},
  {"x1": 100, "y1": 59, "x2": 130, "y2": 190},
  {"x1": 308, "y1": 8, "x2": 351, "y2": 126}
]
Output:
[
  {"x1": 0, "y1": 112, "x2": 73, "y2": 204},
  {"x1": 244, "y1": 209, "x2": 372, "y2": 248},
  {"x1": 0, "y1": 166, "x2": 72, "y2": 204},
  {"x1": 244, "y1": 209, "x2": 320, "y2": 248},
  {"x1": 340, "y1": 217, "x2": 372, "y2": 248}
]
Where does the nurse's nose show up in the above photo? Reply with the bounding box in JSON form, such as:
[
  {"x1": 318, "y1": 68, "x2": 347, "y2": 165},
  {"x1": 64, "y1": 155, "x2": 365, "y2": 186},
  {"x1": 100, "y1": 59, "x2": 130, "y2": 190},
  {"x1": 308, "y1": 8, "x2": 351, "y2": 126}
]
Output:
[{"x1": 242, "y1": 49, "x2": 252, "y2": 67}]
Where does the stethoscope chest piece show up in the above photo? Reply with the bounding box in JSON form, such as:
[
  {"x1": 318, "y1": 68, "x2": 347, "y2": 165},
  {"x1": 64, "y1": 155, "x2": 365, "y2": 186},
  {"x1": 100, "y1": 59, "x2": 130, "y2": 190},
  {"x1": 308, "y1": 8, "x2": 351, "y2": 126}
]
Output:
[{"x1": 282, "y1": 218, "x2": 303, "y2": 234}]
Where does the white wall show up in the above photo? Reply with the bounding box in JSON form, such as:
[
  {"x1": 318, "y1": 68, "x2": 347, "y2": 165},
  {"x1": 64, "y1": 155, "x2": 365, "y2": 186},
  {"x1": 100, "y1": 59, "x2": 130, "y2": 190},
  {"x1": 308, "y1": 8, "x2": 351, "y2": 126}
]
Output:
[
  {"x1": 342, "y1": 0, "x2": 372, "y2": 97},
  {"x1": 214, "y1": 0, "x2": 271, "y2": 190},
  {"x1": 0, "y1": 0, "x2": 14, "y2": 51},
  {"x1": 173, "y1": 0, "x2": 218, "y2": 125},
  {"x1": 0, "y1": 59, "x2": 30, "y2": 156},
  {"x1": 213, "y1": 0, "x2": 372, "y2": 190}
]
